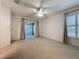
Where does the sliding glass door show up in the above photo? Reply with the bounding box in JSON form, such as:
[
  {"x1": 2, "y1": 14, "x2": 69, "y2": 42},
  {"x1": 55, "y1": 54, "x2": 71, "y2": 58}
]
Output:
[
  {"x1": 77, "y1": 15, "x2": 79, "y2": 38},
  {"x1": 24, "y1": 21, "x2": 38, "y2": 39},
  {"x1": 65, "y1": 11, "x2": 79, "y2": 45},
  {"x1": 24, "y1": 23, "x2": 33, "y2": 38},
  {"x1": 66, "y1": 15, "x2": 76, "y2": 39}
]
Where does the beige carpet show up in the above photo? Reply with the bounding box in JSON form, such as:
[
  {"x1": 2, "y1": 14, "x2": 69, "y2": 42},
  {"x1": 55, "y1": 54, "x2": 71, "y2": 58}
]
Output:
[{"x1": 0, "y1": 38, "x2": 79, "y2": 59}]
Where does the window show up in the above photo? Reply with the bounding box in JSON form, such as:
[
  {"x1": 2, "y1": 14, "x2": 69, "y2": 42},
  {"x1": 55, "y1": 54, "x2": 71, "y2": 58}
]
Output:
[
  {"x1": 66, "y1": 15, "x2": 76, "y2": 25},
  {"x1": 77, "y1": 15, "x2": 79, "y2": 25},
  {"x1": 77, "y1": 26, "x2": 79, "y2": 38},
  {"x1": 66, "y1": 11, "x2": 79, "y2": 39},
  {"x1": 24, "y1": 23, "x2": 35, "y2": 39},
  {"x1": 77, "y1": 14, "x2": 79, "y2": 38}
]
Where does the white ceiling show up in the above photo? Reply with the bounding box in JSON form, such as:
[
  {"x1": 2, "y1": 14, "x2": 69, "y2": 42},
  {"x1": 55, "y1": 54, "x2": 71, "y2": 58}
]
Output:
[{"x1": 3, "y1": 0, "x2": 79, "y2": 17}]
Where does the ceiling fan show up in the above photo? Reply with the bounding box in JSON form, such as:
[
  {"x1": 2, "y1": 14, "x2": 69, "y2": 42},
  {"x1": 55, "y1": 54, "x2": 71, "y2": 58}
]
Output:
[
  {"x1": 32, "y1": 8, "x2": 47, "y2": 17},
  {"x1": 15, "y1": 0, "x2": 52, "y2": 17}
]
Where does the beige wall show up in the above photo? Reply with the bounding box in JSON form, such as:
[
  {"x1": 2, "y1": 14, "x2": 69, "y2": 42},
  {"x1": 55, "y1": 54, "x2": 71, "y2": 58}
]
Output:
[
  {"x1": 0, "y1": 0, "x2": 11, "y2": 48},
  {"x1": 39, "y1": 13, "x2": 65, "y2": 42},
  {"x1": 11, "y1": 15, "x2": 22, "y2": 40}
]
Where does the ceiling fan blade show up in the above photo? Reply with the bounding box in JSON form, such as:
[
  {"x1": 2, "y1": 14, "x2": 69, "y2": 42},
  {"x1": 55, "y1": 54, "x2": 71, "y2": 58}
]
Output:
[
  {"x1": 27, "y1": 12, "x2": 36, "y2": 18},
  {"x1": 15, "y1": 0, "x2": 19, "y2": 3},
  {"x1": 17, "y1": 0, "x2": 37, "y2": 9},
  {"x1": 43, "y1": 6, "x2": 55, "y2": 9},
  {"x1": 39, "y1": 0, "x2": 45, "y2": 8},
  {"x1": 43, "y1": 6, "x2": 59, "y2": 11}
]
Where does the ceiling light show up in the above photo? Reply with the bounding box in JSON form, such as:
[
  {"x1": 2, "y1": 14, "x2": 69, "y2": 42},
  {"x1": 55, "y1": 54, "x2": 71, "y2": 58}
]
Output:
[{"x1": 36, "y1": 13, "x2": 44, "y2": 17}]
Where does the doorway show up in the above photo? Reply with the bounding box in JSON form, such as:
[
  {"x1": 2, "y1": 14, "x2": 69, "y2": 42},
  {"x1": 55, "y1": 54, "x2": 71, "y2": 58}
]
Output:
[{"x1": 24, "y1": 21, "x2": 37, "y2": 39}]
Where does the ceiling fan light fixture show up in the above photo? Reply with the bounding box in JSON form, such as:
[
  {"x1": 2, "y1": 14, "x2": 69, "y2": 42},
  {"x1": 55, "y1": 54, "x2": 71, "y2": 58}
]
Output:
[
  {"x1": 32, "y1": 8, "x2": 47, "y2": 17},
  {"x1": 36, "y1": 13, "x2": 44, "y2": 17}
]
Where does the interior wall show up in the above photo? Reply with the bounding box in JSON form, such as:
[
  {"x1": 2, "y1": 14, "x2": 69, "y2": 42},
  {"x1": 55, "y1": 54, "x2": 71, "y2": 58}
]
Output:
[
  {"x1": 39, "y1": 13, "x2": 65, "y2": 42},
  {"x1": 0, "y1": 0, "x2": 11, "y2": 48},
  {"x1": 11, "y1": 14, "x2": 22, "y2": 40}
]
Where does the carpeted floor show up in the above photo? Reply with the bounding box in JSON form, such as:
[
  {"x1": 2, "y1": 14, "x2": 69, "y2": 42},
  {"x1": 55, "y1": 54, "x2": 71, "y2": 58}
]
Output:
[{"x1": 0, "y1": 38, "x2": 79, "y2": 59}]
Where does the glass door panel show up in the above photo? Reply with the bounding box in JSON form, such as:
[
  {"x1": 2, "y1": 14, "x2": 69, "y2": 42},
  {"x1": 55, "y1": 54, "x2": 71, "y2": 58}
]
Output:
[
  {"x1": 77, "y1": 26, "x2": 79, "y2": 39},
  {"x1": 77, "y1": 15, "x2": 79, "y2": 25},
  {"x1": 66, "y1": 15, "x2": 76, "y2": 26},
  {"x1": 67, "y1": 26, "x2": 76, "y2": 38}
]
